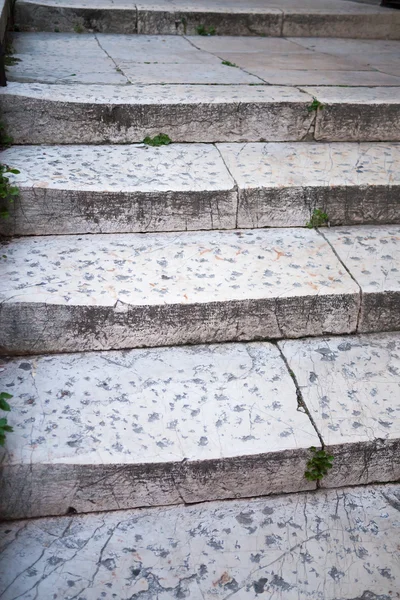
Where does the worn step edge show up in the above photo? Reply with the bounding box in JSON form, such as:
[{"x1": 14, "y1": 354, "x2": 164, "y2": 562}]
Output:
[
  {"x1": 14, "y1": 0, "x2": 400, "y2": 39},
  {"x1": 2, "y1": 142, "x2": 400, "y2": 235},
  {"x1": 1, "y1": 331, "x2": 400, "y2": 520},
  {"x1": 0, "y1": 227, "x2": 361, "y2": 355},
  {"x1": 1, "y1": 83, "x2": 400, "y2": 144}
]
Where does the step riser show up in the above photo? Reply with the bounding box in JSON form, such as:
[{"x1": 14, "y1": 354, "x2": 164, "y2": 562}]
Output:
[
  {"x1": 1, "y1": 452, "x2": 316, "y2": 520},
  {"x1": 0, "y1": 296, "x2": 359, "y2": 355},
  {"x1": 2, "y1": 185, "x2": 400, "y2": 236},
  {"x1": 2, "y1": 94, "x2": 400, "y2": 144},
  {"x1": 15, "y1": 2, "x2": 400, "y2": 39}
]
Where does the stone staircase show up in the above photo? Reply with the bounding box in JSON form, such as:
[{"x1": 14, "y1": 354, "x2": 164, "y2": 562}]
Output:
[{"x1": 1, "y1": 1, "x2": 400, "y2": 598}]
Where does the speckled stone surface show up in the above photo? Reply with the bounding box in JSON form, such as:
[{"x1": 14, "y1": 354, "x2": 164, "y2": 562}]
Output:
[
  {"x1": 306, "y1": 87, "x2": 400, "y2": 142},
  {"x1": 14, "y1": 0, "x2": 400, "y2": 38},
  {"x1": 218, "y1": 142, "x2": 400, "y2": 228},
  {"x1": 0, "y1": 144, "x2": 236, "y2": 235},
  {"x1": 324, "y1": 225, "x2": 400, "y2": 333},
  {"x1": 0, "y1": 82, "x2": 316, "y2": 144},
  {"x1": 0, "y1": 342, "x2": 319, "y2": 519},
  {"x1": 280, "y1": 332, "x2": 400, "y2": 489},
  {"x1": 0, "y1": 228, "x2": 360, "y2": 354},
  {"x1": 1, "y1": 483, "x2": 400, "y2": 599}
]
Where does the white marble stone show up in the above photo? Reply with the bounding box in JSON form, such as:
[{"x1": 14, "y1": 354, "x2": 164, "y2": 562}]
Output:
[
  {"x1": 115, "y1": 61, "x2": 261, "y2": 84},
  {"x1": 305, "y1": 86, "x2": 400, "y2": 142},
  {"x1": 7, "y1": 54, "x2": 128, "y2": 84},
  {"x1": 251, "y1": 69, "x2": 400, "y2": 86},
  {"x1": 280, "y1": 332, "x2": 400, "y2": 487},
  {"x1": 0, "y1": 144, "x2": 236, "y2": 234},
  {"x1": 324, "y1": 225, "x2": 400, "y2": 333},
  {"x1": 218, "y1": 142, "x2": 400, "y2": 227},
  {"x1": 0, "y1": 228, "x2": 359, "y2": 353},
  {"x1": 0, "y1": 82, "x2": 316, "y2": 143},
  {"x1": 1, "y1": 483, "x2": 399, "y2": 599},
  {"x1": 0, "y1": 342, "x2": 319, "y2": 518}
]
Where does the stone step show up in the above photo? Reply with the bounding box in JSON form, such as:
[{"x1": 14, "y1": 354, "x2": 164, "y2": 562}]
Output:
[
  {"x1": 14, "y1": 0, "x2": 400, "y2": 38},
  {"x1": 1, "y1": 82, "x2": 400, "y2": 144},
  {"x1": 1, "y1": 225, "x2": 399, "y2": 355},
  {"x1": 1, "y1": 331, "x2": 399, "y2": 520},
  {"x1": 6, "y1": 32, "x2": 400, "y2": 87},
  {"x1": 0, "y1": 227, "x2": 362, "y2": 355},
  {"x1": 1, "y1": 484, "x2": 400, "y2": 600},
  {"x1": 1, "y1": 142, "x2": 400, "y2": 236}
]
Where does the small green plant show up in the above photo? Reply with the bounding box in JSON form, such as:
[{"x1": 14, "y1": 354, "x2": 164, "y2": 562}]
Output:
[
  {"x1": 54, "y1": 27, "x2": 60, "y2": 32},
  {"x1": 306, "y1": 208, "x2": 329, "y2": 229},
  {"x1": 307, "y1": 97, "x2": 324, "y2": 112},
  {"x1": 143, "y1": 133, "x2": 172, "y2": 147},
  {"x1": 0, "y1": 392, "x2": 13, "y2": 447},
  {"x1": 305, "y1": 447, "x2": 334, "y2": 481},
  {"x1": 73, "y1": 23, "x2": 84, "y2": 33},
  {"x1": 0, "y1": 164, "x2": 20, "y2": 219},
  {"x1": 221, "y1": 60, "x2": 238, "y2": 68},
  {"x1": 196, "y1": 24, "x2": 216, "y2": 36},
  {"x1": 4, "y1": 56, "x2": 21, "y2": 67}
]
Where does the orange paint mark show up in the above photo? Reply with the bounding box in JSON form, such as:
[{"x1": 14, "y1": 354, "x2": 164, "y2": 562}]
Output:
[
  {"x1": 274, "y1": 248, "x2": 285, "y2": 260},
  {"x1": 200, "y1": 248, "x2": 212, "y2": 255}
]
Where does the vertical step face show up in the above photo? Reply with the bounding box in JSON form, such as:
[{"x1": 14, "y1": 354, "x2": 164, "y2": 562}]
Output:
[
  {"x1": 14, "y1": 0, "x2": 400, "y2": 38},
  {"x1": 280, "y1": 332, "x2": 400, "y2": 489},
  {"x1": 0, "y1": 342, "x2": 319, "y2": 519},
  {"x1": 1, "y1": 484, "x2": 400, "y2": 599},
  {"x1": 0, "y1": 228, "x2": 360, "y2": 354}
]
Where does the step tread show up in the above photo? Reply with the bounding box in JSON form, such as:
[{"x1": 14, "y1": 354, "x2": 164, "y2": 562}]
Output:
[
  {"x1": 2, "y1": 142, "x2": 400, "y2": 235},
  {"x1": 0, "y1": 227, "x2": 360, "y2": 353},
  {"x1": 1, "y1": 332, "x2": 400, "y2": 519},
  {"x1": 7, "y1": 32, "x2": 400, "y2": 86},
  {"x1": 1, "y1": 483, "x2": 399, "y2": 599}
]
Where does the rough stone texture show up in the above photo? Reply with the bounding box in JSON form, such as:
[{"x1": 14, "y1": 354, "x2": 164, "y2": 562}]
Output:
[
  {"x1": 307, "y1": 87, "x2": 400, "y2": 142},
  {"x1": 0, "y1": 228, "x2": 360, "y2": 354},
  {"x1": 280, "y1": 333, "x2": 400, "y2": 488},
  {"x1": 324, "y1": 225, "x2": 400, "y2": 333},
  {"x1": 14, "y1": 0, "x2": 400, "y2": 38},
  {"x1": 0, "y1": 342, "x2": 318, "y2": 519},
  {"x1": 218, "y1": 142, "x2": 400, "y2": 228},
  {"x1": 1, "y1": 484, "x2": 400, "y2": 599},
  {"x1": 0, "y1": 82, "x2": 316, "y2": 144},
  {"x1": 0, "y1": 144, "x2": 236, "y2": 235}
]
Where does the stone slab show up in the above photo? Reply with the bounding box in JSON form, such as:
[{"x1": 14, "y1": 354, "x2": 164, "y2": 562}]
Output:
[
  {"x1": 211, "y1": 52, "x2": 372, "y2": 71},
  {"x1": 0, "y1": 144, "x2": 237, "y2": 235},
  {"x1": 1, "y1": 484, "x2": 400, "y2": 599},
  {"x1": 14, "y1": 0, "x2": 400, "y2": 38},
  {"x1": 323, "y1": 225, "x2": 400, "y2": 334},
  {"x1": 250, "y1": 69, "x2": 400, "y2": 86},
  {"x1": 280, "y1": 332, "x2": 400, "y2": 488},
  {"x1": 114, "y1": 61, "x2": 261, "y2": 84},
  {"x1": 217, "y1": 142, "x2": 400, "y2": 228},
  {"x1": 0, "y1": 82, "x2": 316, "y2": 144},
  {"x1": 0, "y1": 342, "x2": 319, "y2": 519},
  {"x1": 305, "y1": 86, "x2": 400, "y2": 142},
  {"x1": 6, "y1": 54, "x2": 128, "y2": 84},
  {"x1": 0, "y1": 228, "x2": 359, "y2": 354}
]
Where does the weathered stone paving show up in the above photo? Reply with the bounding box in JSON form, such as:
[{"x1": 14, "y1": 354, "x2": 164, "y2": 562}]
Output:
[
  {"x1": 323, "y1": 225, "x2": 400, "y2": 333},
  {"x1": 1, "y1": 483, "x2": 399, "y2": 599},
  {"x1": 2, "y1": 141, "x2": 400, "y2": 235},
  {"x1": 0, "y1": 342, "x2": 318, "y2": 519},
  {"x1": 0, "y1": 228, "x2": 360, "y2": 354},
  {"x1": 280, "y1": 332, "x2": 400, "y2": 489}
]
